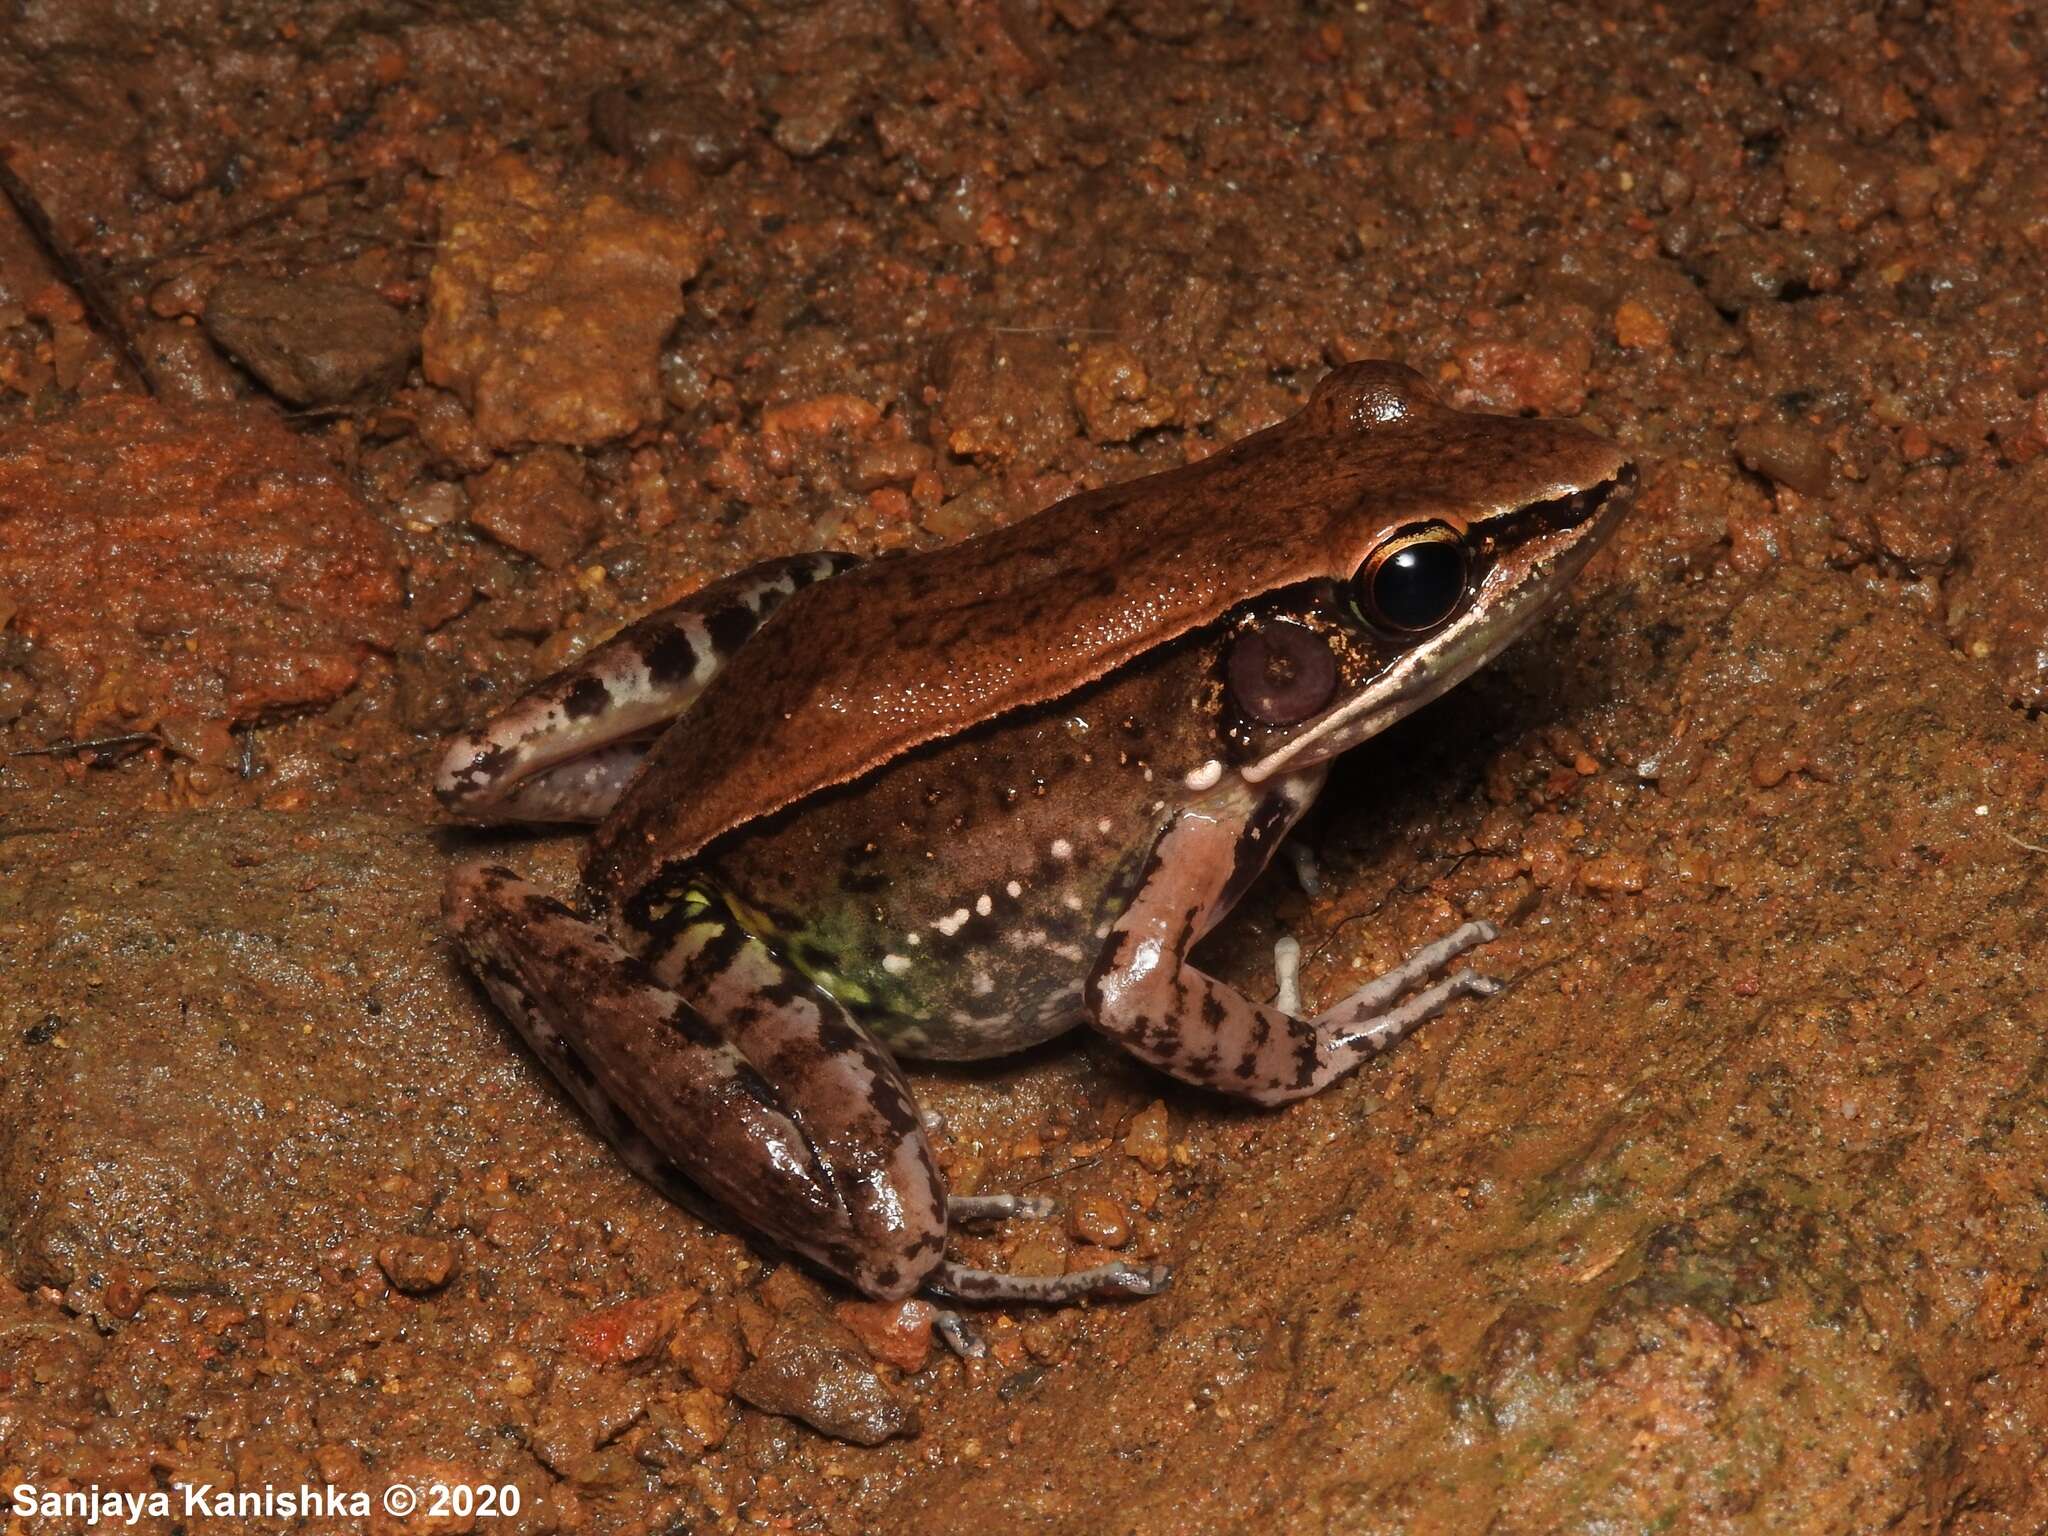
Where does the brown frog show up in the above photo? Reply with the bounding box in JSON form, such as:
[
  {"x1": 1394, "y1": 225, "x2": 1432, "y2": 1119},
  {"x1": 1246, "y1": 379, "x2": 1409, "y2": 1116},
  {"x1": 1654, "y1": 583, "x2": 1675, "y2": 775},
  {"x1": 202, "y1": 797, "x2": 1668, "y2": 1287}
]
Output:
[{"x1": 434, "y1": 362, "x2": 1633, "y2": 1322}]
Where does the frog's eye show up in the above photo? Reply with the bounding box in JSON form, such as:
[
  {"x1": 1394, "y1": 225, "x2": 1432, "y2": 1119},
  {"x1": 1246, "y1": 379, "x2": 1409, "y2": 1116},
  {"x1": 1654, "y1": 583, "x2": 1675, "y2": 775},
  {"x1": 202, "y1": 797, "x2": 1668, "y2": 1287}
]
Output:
[
  {"x1": 1227, "y1": 622, "x2": 1339, "y2": 727},
  {"x1": 1355, "y1": 526, "x2": 1468, "y2": 633}
]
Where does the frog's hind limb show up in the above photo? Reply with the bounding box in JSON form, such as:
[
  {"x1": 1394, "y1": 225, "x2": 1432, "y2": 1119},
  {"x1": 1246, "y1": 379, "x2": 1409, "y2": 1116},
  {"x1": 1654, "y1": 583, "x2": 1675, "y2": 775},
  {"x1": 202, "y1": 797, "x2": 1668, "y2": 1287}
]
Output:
[
  {"x1": 446, "y1": 861, "x2": 944, "y2": 1298},
  {"x1": 447, "y1": 864, "x2": 1166, "y2": 1306},
  {"x1": 1085, "y1": 778, "x2": 1503, "y2": 1107},
  {"x1": 434, "y1": 552, "x2": 859, "y2": 824}
]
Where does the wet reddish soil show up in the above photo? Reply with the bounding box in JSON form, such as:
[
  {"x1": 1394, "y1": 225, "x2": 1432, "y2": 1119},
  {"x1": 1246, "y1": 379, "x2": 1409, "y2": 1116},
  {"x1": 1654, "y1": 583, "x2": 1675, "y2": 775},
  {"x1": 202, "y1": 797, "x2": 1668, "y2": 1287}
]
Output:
[{"x1": 3, "y1": 2, "x2": 2047, "y2": 1532}]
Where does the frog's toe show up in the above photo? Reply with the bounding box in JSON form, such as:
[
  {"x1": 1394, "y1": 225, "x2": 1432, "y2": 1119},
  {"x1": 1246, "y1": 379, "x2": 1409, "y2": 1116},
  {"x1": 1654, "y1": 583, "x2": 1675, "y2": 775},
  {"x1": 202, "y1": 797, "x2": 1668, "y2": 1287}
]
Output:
[
  {"x1": 1335, "y1": 964, "x2": 1504, "y2": 1056},
  {"x1": 947, "y1": 1193, "x2": 1056, "y2": 1224},
  {"x1": 1329, "y1": 917, "x2": 1501, "y2": 1018},
  {"x1": 1272, "y1": 934, "x2": 1304, "y2": 1014},
  {"x1": 932, "y1": 1310, "x2": 988, "y2": 1358},
  {"x1": 929, "y1": 1258, "x2": 1171, "y2": 1305},
  {"x1": 1284, "y1": 840, "x2": 1322, "y2": 897}
]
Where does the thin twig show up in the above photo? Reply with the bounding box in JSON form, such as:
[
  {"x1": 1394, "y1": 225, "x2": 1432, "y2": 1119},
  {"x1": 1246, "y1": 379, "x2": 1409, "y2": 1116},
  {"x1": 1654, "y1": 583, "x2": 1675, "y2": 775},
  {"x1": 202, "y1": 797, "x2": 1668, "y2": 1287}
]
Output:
[{"x1": 10, "y1": 731, "x2": 159, "y2": 758}]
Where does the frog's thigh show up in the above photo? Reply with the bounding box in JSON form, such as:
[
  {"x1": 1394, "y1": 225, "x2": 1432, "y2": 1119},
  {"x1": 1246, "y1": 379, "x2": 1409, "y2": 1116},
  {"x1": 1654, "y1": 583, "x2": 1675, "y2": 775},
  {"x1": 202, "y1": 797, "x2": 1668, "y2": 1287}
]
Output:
[
  {"x1": 444, "y1": 862, "x2": 946, "y2": 1299},
  {"x1": 436, "y1": 552, "x2": 859, "y2": 823},
  {"x1": 641, "y1": 904, "x2": 1171, "y2": 1307},
  {"x1": 1084, "y1": 788, "x2": 1502, "y2": 1107}
]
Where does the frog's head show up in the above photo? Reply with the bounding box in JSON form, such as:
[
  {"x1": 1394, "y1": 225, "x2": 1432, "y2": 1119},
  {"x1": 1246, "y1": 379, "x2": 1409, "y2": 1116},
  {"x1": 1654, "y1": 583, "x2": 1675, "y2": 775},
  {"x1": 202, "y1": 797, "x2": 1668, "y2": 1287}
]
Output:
[{"x1": 1218, "y1": 362, "x2": 1636, "y2": 784}]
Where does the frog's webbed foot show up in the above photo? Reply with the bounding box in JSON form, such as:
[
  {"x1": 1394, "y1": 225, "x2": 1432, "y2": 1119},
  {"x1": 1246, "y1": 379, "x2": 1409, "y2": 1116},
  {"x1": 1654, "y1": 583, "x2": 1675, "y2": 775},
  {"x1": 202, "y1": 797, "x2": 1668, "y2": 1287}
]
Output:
[
  {"x1": 1088, "y1": 780, "x2": 1506, "y2": 1107},
  {"x1": 926, "y1": 1234, "x2": 1171, "y2": 1360},
  {"x1": 435, "y1": 552, "x2": 858, "y2": 824}
]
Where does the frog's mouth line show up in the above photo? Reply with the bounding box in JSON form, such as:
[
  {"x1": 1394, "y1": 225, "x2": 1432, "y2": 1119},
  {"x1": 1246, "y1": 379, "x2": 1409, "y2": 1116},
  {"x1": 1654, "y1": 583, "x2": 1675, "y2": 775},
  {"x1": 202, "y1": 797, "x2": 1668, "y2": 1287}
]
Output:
[{"x1": 1241, "y1": 464, "x2": 1637, "y2": 785}]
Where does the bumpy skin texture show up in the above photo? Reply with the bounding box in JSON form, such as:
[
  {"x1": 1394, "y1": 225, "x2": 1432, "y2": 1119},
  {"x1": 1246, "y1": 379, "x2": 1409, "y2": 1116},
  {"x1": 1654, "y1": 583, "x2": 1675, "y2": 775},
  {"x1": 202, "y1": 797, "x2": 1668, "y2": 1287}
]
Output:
[{"x1": 435, "y1": 361, "x2": 1633, "y2": 1301}]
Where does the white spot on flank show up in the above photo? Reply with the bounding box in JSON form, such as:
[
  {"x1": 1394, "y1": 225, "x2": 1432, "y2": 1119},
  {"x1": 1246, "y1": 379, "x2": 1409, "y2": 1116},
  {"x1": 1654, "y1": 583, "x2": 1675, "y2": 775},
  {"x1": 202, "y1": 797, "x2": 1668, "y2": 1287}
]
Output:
[
  {"x1": 883, "y1": 954, "x2": 912, "y2": 976},
  {"x1": 1006, "y1": 880, "x2": 1023, "y2": 898},
  {"x1": 1051, "y1": 839, "x2": 1073, "y2": 861},
  {"x1": 1061, "y1": 893, "x2": 1083, "y2": 911},
  {"x1": 1096, "y1": 818, "x2": 1112, "y2": 835},
  {"x1": 1184, "y1": 759, "x2": 1224, "y2": 791},
  {"x1": 973, "y1": 972, "x2": 995, "y2": 996},
  {"x1": 906, "y1": 932, "x2": 923, "y2": 947},
  {"x1": 976, "y1": 893, "x2": 994, "y2": 917},
  {"x1": 935, "y1": 907, "x2": 971, "y2": 936}
]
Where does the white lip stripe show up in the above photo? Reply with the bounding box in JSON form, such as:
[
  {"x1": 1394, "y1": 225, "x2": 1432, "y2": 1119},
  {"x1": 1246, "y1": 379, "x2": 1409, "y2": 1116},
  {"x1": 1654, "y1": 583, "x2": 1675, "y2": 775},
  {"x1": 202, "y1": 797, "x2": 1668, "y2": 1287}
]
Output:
[{"x1": 1244, "y1": 486, "x2": 1627, "y2": 783}]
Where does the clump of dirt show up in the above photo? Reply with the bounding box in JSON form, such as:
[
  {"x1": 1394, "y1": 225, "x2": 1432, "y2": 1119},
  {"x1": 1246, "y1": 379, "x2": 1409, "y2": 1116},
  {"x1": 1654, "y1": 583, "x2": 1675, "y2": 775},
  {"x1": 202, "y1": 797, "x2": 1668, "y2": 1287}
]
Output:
[
  {"x1": 0, "y1": 398, "x2": 402, "y2": 754},
  {"x1": 423, "y1": 154, "x2": 702, "y2": 451}
]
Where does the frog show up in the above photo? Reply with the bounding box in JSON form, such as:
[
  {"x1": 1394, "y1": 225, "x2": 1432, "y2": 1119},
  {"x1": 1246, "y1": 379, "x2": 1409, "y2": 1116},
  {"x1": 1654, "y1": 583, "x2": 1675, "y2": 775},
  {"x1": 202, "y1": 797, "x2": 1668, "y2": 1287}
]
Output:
[{"x1": 434, "y1": 361, "x2": 1633, "y2": 1317}]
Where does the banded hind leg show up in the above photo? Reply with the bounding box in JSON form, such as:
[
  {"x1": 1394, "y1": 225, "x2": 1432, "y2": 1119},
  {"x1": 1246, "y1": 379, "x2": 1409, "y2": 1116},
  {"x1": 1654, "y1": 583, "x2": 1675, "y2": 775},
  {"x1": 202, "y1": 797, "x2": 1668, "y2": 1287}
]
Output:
[
  {"x1": 435, "y1": 552, "x2": 858, "y2": 824},
  {"x1": 448, "y1": 864, "x2": 1167, "y2": 1304},
  {"x1": 630, "y1": 883, "x2": 1169, "y2": 1306}
]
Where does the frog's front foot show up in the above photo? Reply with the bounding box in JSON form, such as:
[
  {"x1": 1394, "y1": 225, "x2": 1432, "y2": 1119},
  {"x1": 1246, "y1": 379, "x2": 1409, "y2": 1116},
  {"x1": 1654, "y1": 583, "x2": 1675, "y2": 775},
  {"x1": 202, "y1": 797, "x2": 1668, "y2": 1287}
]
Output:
[
  {"x1": 1272, "y1": 919, "x2": 1502, "y2": 1053},
  {"x1": 1319, "y1": 919, "x2": 1503, "y2": 1054}
]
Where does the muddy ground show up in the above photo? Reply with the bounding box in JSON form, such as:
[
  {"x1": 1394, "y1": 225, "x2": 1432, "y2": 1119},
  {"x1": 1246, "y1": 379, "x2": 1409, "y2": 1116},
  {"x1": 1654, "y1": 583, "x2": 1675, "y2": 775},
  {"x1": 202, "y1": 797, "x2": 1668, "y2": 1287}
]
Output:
[{"x1": 2, "y1": 1, "x2": 2047, "y2": 1531}]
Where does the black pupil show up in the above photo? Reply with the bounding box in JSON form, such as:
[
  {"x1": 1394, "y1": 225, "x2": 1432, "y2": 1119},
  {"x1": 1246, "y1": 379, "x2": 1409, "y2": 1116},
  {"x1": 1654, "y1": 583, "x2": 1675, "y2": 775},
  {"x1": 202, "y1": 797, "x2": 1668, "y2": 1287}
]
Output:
[{"x1": 1372, "y1": 539, "x2": 1465, "y2": 630}]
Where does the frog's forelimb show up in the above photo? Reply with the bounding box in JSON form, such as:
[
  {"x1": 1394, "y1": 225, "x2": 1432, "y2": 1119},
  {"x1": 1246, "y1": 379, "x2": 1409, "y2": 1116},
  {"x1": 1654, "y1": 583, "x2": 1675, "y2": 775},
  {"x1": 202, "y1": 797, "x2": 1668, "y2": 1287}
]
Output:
[
  {"x1": 434, "y1": 552, "x2": 858, "y2": 824},
  {"x1": 1086, "y1": 777, "x2": 1502, "y2": 1107}
]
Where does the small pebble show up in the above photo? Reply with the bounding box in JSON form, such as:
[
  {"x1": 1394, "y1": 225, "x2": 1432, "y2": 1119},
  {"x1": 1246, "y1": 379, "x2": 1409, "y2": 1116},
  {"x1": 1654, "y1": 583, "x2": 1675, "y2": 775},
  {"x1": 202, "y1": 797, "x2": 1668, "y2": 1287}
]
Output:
[
  {"x1": 1734, "y1": 421, "x2": 1832, "y2": 497},
  {"x1": 567, "y1": 1292, "x2": 684, "y2": 1365},
  {"x1": 671, "y1": 1313, "x2": 749, "y2": 1394},
  {"x1": 1123, "y1": 1100, "x2": 1171, "y2": 1172},
  {"x1": 835, "y1": 1297, "x2": 935, "y2": 1374},
  {"x1": 375, "y1": 1236, "x2": 456, "y2": 1295},
  {"x1": 1068, "y1": 1193, "x2": 1131, "y2": 1249}
]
